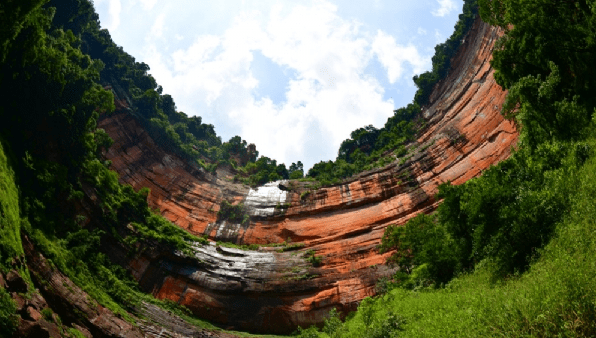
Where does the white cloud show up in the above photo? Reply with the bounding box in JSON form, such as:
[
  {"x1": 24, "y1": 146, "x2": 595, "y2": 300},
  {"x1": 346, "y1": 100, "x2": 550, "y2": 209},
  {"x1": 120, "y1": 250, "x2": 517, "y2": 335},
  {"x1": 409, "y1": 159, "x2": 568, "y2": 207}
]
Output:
[
  {"x1": 148, "y1": 12, "x2": 165, "y2": 40},
  {"x1": 137, "y1": 0, "x2": 157, "y2": 11},
  {"x1": 432, "y1": 0, "x2": 457, "y2": 17},
  {"x1": 141, "y1": 1, "x2": 430, "y2": 169},
  {"x1": 372, "y1": 30, "x2": 429, "y2": 84},
  {"x1": 167, "y1": 33, "x2": 257, "y2": 104},
  {"x1": 435, "y1": 29, "x2": 444, "y2": 43},
  {"x1": 96, "y1": 0, "x2": 121, "y2": 31},
  {"x1": 418, "y1": 27, "x2": 427, "y2": 35}
]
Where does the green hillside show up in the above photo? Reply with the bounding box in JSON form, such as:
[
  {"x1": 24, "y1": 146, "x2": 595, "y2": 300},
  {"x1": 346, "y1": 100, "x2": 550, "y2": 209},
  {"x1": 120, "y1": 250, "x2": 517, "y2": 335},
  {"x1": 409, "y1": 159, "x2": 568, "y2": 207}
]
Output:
[{"x1": 296, "y1": 0, "x2": 596, "y2": 336}]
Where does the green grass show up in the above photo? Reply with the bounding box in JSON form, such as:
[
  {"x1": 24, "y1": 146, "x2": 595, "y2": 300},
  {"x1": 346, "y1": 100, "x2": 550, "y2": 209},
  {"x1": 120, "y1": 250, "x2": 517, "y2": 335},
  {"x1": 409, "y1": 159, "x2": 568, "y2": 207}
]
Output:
[
  {"x1": 304, "y1": 143, "x2": 596, "y2": 338},
  {"x1": 217, "y1": 240, "x2": 305, "y2": 252},
  {"x1": 0, "y1": 137, "x2": 24, "y2": 272},
  {"x1": 0, "y1": 137, "x2": 25, "y2": 336}
]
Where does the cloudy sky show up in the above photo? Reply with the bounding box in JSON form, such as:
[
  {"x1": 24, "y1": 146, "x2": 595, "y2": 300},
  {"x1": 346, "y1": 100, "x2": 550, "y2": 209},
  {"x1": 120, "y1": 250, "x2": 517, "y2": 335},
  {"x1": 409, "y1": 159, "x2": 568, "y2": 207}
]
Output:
[{"x1": 94, "y1": 0, "x2": 464, "y2": 171}]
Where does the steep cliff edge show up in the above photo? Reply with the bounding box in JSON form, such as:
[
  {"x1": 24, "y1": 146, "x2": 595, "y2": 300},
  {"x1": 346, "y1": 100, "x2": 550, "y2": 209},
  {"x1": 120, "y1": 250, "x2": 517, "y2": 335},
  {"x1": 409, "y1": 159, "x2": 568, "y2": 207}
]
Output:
[{"x1": 98, "y1": 17, "x2": 516, "y2": 334}]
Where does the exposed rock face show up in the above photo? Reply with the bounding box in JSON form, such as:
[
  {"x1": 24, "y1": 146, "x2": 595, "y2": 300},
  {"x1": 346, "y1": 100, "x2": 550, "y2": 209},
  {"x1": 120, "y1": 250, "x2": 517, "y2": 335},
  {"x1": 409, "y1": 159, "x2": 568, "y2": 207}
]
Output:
[
  {"x1": 244, "y1": 181, "x2": 290, "y2": 217},
  {"x1": 99, "y1": 17, "x2": 517, "y2": 334},
  {"x1": 98, "y1": 111, "x2": 248, "y2": 238}
]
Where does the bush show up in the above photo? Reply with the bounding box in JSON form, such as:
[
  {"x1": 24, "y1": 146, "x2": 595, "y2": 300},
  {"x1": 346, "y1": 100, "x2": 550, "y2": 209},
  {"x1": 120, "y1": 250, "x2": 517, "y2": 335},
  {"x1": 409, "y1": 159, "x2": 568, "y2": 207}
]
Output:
[
  {"x1": 217, "y1": 201, "x2": 249, "y2": 226},
  {"x1": 294, "y1": 325, "x2": 322, "y2": 338},
  {"x1": 380, "y1": 213, "x2": 458, "y2": 286},
  {"x1": 304, "y1": 249, "x2": 323, "y2": 267},
  {"x1": 0, "y1": 287, "x2": 17, "y2": 337},
  {"x1": 323, "y1": 308, "x2": 344, "y2": 338}
]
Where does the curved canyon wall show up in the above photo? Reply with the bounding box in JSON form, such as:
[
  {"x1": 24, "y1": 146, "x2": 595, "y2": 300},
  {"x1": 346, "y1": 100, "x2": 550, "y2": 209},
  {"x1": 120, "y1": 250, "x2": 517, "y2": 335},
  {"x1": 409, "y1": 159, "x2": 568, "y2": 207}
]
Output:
[{"x1": 98, "y1": 17, "x2": 517, "y2": 334}]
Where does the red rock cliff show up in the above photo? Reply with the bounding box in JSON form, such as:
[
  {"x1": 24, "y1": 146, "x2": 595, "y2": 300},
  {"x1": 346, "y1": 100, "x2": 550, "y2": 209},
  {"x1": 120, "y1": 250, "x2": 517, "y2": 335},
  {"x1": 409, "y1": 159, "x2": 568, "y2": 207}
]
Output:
[{"x1": 98, "y1": 17, "x2": 516, "y2": 334}]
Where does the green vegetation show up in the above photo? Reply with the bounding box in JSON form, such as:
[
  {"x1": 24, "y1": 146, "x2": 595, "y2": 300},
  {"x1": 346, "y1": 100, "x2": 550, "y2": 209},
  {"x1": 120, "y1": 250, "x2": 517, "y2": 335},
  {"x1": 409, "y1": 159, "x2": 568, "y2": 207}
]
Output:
[
  {"x1": 305, "y1": 0, "x2": 478, "y2": 185},
  {"x1": 304, "y1": 249, "x2": 323, "y2": 267},
  {"x1": 0, "y1": 0, "x2": 220, "y2": 333},
  {"x1": 236, "y1": 156, "x2": 294, "y2": 186},
  {"x1": 216, "y1": 241, "x2": 260, "y2": 251},
  {"x1": 217, "y1": 200, "x2": 250, "y2": 226},
  {"x1": 40, "y1": 307, "x2": 54, "y2": 321},
  {"x1": 0, "y1": 287, "x2": 17, "y2": 337},
  {"x1": 412, "y1": 0, "x2": 479, "y2": 105},
  {"x1": 296, "y1": 144, "x2": 596, "y2": 334},
  {"x1": 300, "y1": 190, "x2": 312, "y2": 201},
  {"x1": 295, "y1": 0, "x2": 596, "y2": 336},
  {"x1": 0, "y1": 138, "x2": 20, "y2": 337},
  {"x1": 278, "y1": 242, "x2": 306, "y2": 252},
  {"x1": 43, "y1": 0, "x2": 296, "y2": 187},
  {"x1": 0, "y1": 139, "x2": 24, "y2": 274},
  {"x1": 0, "y1": 0, "x2": 484, "y2": 335},
  {"x1": 67, "y1": 327, "x2": 89, "y2": 338},
  {"x1": 216, "y1": 239, "x2": 305, "y2": 252}
]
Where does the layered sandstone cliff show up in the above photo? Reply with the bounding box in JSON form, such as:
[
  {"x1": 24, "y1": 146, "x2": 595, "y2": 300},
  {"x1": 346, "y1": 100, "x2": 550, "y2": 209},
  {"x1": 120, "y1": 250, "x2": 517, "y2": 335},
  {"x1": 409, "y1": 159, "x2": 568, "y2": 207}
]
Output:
[{"x1": 98, "y1": 17, "x2": 517, "y2": 334}]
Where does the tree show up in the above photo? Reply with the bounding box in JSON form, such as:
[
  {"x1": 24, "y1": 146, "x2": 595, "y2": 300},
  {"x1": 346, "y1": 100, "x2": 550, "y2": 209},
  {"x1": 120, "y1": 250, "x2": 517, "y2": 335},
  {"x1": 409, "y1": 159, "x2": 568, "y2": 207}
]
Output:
[
  {"x1": 479, "y1": 0, "x2": 596, "y2": 149},
  {"x1": 289, "y1": 161, "x2": 304, "y2": 179},
  {"x1": 380, "y1": 214, "x2": 458, "y2": 286}
]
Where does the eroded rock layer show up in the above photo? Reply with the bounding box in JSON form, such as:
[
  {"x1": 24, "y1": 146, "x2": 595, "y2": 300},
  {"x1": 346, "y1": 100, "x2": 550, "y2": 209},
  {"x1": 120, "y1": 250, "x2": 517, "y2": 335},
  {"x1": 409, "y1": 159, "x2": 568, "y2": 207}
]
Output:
[{"x1": 99, "y1": 17, "x2": 517, "y2": 334}]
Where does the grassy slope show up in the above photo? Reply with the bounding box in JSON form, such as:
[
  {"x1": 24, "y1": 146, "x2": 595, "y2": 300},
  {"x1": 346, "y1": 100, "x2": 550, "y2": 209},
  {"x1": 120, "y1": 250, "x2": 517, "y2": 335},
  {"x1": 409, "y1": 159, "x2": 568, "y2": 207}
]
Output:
[
  {"x1": 0, "y1": 138, "x2": 23, "y2": 271},
  {"x1": 0, "y1": 137, "x2": 25, "y2": 335},
  {"x1": 324, "y1": 138, "x2": 596, "y2": 337}
]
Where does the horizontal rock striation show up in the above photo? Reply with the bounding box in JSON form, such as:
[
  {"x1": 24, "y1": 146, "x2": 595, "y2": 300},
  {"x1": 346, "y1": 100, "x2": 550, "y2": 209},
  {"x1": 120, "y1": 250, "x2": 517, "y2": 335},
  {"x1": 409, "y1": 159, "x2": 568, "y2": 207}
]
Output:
[{"x1": 100, "y1": 17, "x2": 517, "y2": 334}]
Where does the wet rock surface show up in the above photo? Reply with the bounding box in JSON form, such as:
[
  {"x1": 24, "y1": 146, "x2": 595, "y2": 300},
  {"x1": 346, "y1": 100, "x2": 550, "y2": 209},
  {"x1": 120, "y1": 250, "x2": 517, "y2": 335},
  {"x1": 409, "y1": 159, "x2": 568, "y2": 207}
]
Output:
[
  {"x1": 244, "y1": 181, "x2": 290, "y2": 217},
  {"x1": 100, "y1": 17, "x2": 517, "y2": 334}
]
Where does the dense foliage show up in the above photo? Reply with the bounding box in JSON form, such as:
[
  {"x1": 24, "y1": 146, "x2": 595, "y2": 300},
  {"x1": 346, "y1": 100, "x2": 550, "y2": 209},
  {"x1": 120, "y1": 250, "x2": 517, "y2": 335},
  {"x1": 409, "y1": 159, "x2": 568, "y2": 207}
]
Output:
[
  {"x1": 377, "y1": 0, "x2": 596, "y2": 292},
  {"x1": 380, "y1": 141, "x2": 583, "y2": 285},
  {"x1": 412, "y1": 0, "x2": 479, "y2": 105},
  {"x1": 217, "y1": 200, "x2": 250, "y2": 226},
  {"x1": 296, "y1": 0, "x2": 596, "y2": 336},
  {"x1": 0, "y1": 138, "x2": 24, "y2": 336},
  {"x1": 306, "y1": 0, "x2": 478, "y2": 184},
  {"x1": 0, "y1": 0, "x2": 223, "y2": 334}
]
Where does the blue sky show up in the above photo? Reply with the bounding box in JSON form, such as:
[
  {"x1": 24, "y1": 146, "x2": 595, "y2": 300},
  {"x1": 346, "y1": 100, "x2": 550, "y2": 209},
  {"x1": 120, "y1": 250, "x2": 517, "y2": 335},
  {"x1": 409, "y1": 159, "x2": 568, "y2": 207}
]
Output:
[{"x1": 94, "y1": 0, "x2": 464, "y2": 170}]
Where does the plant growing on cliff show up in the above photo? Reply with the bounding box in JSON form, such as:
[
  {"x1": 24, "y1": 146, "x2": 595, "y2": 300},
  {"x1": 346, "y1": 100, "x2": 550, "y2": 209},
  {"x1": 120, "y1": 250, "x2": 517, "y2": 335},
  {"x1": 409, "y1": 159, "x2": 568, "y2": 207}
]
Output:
[
  {"x1": 304, "y1": 249, "x2": 323, "y2": 267},
  {"x1": 0, "y1": 286, "x2": 17, "y2": 337},
  {"x1": 217, "y1": 200, "x2": 250, "y2": 226},
  {"x1": 300, "y1": 190, "x2": 312, "y2": 201},
  {"x1": 380, "y1": 213, "x2": 458, "y2": 286},
  {"x1": 294, "y1": 325, "x2": 321, "y2": 338}
]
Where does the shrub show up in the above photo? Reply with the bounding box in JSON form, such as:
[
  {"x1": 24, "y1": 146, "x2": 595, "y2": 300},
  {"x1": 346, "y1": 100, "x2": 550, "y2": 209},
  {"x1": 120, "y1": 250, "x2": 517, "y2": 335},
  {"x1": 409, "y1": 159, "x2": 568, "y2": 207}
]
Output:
[
  {"x1": 217, "y1": 200, "x2": 249, "y2": 226},
  {"x1": 304, "y1": 249, "x2": 323, "y2": 267},
  {"x1": 0, "y1": 287, "x2": 17, "y2": 336},
  {"x1": 323, "y1": 308, "x2": 344, "y2": 338}
]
